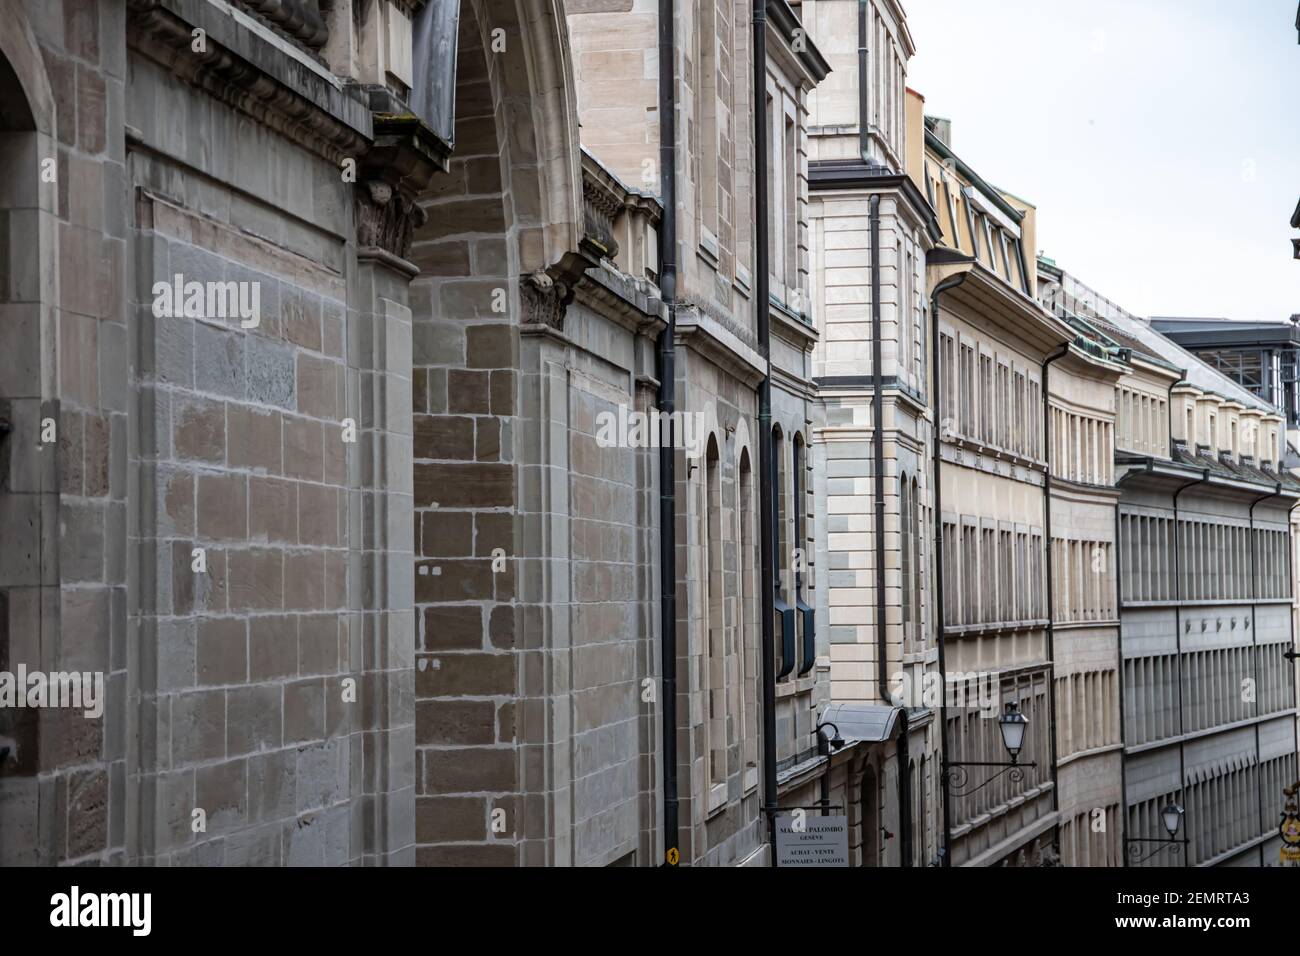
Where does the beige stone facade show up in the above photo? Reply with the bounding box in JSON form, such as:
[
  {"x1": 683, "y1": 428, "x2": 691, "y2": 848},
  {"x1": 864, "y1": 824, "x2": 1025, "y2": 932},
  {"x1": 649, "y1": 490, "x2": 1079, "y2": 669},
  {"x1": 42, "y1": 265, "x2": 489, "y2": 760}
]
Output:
[{"x1": 0, "y1": 0, "x2": 1294, "y2": 870}]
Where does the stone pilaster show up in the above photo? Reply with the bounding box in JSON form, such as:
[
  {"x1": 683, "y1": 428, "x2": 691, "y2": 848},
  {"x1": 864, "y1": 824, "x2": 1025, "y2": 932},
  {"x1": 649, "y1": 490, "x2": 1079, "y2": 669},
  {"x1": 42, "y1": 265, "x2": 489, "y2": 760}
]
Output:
[{"x1": 349, "y1": 116, "x2": 442, "y2": 865}]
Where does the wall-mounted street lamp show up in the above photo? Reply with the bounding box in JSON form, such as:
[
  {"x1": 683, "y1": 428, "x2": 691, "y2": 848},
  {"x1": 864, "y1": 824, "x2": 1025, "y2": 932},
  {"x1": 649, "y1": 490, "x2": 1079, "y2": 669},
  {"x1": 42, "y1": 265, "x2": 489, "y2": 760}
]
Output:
[
  {"x1": 942, "y1": 702, "x2": 1038, "y2": 797},
  {"x1": 815, "y1": 721, "x2": 845, "y2": 757},
  {"x1": 1124, "y1": 801, "x2": 1189, "y2": 865}
]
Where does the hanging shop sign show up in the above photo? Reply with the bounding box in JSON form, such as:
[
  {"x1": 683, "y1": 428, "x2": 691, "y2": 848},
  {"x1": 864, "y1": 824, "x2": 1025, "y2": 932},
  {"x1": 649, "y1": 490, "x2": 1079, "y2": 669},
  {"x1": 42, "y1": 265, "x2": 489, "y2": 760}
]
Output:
[{"x1": 774, "y1": 812, "x2": 849, "y2": 868}]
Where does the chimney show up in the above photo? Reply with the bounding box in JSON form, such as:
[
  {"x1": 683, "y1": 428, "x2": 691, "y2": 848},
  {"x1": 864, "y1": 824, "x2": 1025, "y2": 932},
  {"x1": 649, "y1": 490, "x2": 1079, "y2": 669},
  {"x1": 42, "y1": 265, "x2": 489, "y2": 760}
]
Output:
[{"x1": 926, "y1": 116, "x2": 952, "y2": 148}]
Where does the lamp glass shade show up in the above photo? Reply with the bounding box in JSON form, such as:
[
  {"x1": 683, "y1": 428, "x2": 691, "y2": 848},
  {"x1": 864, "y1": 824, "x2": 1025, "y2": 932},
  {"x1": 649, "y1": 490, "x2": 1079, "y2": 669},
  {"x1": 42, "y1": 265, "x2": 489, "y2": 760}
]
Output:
[
  {"x1": 1161, "y1": 802, "x2": 1184, "y2": 837},
  {"x1": 998, "y1": 702, "x2": 1028, "y2": 758}
]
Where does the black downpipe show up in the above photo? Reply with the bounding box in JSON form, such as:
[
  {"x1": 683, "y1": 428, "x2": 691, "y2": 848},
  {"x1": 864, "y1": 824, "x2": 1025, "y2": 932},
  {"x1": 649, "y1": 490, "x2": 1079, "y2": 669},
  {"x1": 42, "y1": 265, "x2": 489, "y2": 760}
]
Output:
[
  {"x1": 753, "y1": 0, "x2": 780, "y2": 864},
  {"x1": 929, "y1": 271, "x2": 967, "y2": 866},
  {"x1": 656, "y1": 0, "x2": 679, "y2": 867},
  {"x1": 867, "y1": 195, "x2": 912, "y2": 866},
  {"x1": 871, "y1": 196, "x2": 889, "y2": 708},
  {"x1": 1170, "y1": 468, "x2": 1209, "y2": 867},
  {"x1": 1040, "y1": 344, "x2": 1070, "y2": 831}
]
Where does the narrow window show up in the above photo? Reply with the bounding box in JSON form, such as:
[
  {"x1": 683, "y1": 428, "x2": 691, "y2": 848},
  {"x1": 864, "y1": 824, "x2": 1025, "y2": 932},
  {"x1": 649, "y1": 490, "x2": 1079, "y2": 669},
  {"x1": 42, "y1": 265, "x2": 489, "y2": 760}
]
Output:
[{"x1": 705, "y1": 436, "x2": 724, "y2": 786}]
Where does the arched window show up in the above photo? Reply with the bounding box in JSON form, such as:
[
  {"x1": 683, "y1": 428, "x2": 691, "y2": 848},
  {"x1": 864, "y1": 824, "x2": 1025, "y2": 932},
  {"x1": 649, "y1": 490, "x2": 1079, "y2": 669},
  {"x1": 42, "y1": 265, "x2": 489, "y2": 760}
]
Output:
[
  {"x1": 793, "y1": 433, "x2": 814, "y2": 675},
  {"x1": 911, "y1": 477, "x2": 922, "y2": 647},
  {"x1": 738, "y1": 449, "x2": 757, "y2": 774},
  {"x1": 774, "y1": 426, "x2": 794, "y2": 680},
  {"x1": 705, "y1": 436, "x2": 724, "y2": 786}
]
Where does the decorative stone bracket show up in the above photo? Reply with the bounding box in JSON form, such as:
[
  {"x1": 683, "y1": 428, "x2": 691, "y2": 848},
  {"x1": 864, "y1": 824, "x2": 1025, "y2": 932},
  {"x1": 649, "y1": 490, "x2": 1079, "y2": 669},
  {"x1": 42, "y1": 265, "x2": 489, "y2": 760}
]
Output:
[
  {"x1": 355, "y1": 112, "x2": 451, "y2": 262},
  {"x1": 519, "y1": 250, "x2": 597, "y2": 331}
]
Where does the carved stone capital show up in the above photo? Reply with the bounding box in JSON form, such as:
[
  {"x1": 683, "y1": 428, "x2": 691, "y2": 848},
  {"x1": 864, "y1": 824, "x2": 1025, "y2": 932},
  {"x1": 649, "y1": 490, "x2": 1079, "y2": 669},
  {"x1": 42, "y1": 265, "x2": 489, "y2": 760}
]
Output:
[
  {"x1": 520, "y1": 270, "x2": 572, "y2": 329},
  {"x1": 354, "y1": 113, "x2": 450, "y2": 260},
  {"x1": 355, "y1": 178, "x2": 427, "y2": 261},
  {"x1": 519, "y1": 250, "x2": 600, "y2": 330}
]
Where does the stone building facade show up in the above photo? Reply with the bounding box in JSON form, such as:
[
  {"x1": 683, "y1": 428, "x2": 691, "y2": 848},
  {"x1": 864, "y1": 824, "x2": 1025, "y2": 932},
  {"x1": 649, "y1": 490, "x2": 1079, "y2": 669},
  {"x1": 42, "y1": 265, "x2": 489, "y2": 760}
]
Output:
[
  {"x1": 0, "y1": 0, "x2": 673, "y2": 867},
  {"x1": 1, "y1": 0, "x2": 1295, "y2": 869},
  {"x1": 1038, "y1": 262, "x2": 1300, "y2": 867},
  {"x1": 0, "y1": 0, "x2": 840, "y2": 869},
  {"x1": 805, "y1": 0, "x2": 940, "y2": 867},
  {"x1": 566, "y1": 0, "x2": 833, "y2": 866}
]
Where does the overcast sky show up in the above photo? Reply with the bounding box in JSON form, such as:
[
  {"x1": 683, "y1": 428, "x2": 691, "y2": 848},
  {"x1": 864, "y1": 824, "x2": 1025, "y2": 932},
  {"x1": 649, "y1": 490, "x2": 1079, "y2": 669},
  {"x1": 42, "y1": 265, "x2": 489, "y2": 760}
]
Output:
[{"x1": 905, "y1": 0, "x2": 1300, "y2": 322}]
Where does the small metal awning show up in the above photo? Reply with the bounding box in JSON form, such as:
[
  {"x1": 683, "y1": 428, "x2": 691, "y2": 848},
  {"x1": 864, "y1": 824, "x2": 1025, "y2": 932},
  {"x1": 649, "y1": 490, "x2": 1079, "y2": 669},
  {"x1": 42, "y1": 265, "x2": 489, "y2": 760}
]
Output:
[{"x1": 819, "y1": 703, "x2": 902, "y2": 744}]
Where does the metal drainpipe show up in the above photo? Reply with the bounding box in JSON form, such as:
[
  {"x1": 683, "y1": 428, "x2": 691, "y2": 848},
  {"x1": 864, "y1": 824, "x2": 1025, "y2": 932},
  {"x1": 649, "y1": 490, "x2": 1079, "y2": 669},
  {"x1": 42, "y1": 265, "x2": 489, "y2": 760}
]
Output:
[
  {"x1": 929, "y1": 271, "x2": 967, "y2": 866},
  {"x1": 856, "y1": 0, "x2": 911, "y2": 865},
  {"x1": 656, "y1": 0, "x2": 679, "y2": 867},
  {"x1": 871, "y1": 196, "x2": 889, "y2": 708},
  {"x1": 753, "y1": 0, "x2": 780, "y2": 866},
  {"x1": 1171, "y1": 467, "x2": 1210, "y2": 867},
  {"x1": 868, "y1": 195, "x2": 912, "y2": 866},
  {"x1": 1248, "y1": 482, "x2": 1282, "y2": 850},
  {"x1": 1040, "y1": 344, "x2": 1070, "y2": 835}
]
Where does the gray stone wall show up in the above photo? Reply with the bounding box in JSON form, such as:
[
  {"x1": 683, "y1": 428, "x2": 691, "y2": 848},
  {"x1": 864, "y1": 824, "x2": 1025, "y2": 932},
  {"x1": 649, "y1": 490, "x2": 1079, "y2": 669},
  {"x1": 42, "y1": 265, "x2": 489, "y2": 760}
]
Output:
[{"x1": 0, "y1": 0, "x2": 128, "y2": 866}]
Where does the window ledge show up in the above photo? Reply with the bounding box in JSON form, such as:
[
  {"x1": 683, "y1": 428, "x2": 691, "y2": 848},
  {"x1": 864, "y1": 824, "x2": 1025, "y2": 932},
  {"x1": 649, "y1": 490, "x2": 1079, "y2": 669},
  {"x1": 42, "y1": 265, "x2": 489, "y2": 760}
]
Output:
[
  {"x1": 775, "y1": 675, "x2": 816, "y2": 699},
  {"x1": 944, "y1": 618, "x2": 1049, "y2": 638},
  {"x1": 706, "y1": 782, "x2": 728, "y2": 817}
]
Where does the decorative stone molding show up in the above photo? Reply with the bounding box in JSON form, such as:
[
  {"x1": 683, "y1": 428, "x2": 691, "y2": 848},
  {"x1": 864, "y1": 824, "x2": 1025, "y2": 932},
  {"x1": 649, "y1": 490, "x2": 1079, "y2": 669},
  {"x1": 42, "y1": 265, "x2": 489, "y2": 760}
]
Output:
[
  {"x1": 232, "y1": 0, "x2": 330, "y2": 53},
  {"x1": 126, "y1": 0, "x2": 372, "y2": 166},
  {"x1": 582, "y1": 162, "x2": 623, "y2": 262}
]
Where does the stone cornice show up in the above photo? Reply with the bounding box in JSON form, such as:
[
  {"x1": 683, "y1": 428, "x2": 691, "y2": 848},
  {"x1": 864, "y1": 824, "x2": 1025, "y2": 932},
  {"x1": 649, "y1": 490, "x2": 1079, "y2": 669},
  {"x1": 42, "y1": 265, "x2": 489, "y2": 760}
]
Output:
[{"x1": 127, "y1": 0, "x2": 372, "y2": 166}]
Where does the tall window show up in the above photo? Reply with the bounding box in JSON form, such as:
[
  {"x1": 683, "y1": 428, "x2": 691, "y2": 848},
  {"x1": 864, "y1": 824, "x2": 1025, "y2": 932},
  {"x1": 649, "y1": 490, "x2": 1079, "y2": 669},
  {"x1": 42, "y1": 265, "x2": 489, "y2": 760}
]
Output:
[
  {"x1": 698, "y1": 0, "x2": 719, "y2": 242},
  {"x1": 793, "y1": 433, "x2": 808, "y2": 672},
  {"x1": 897, "y1": 238, "x2": 908, "y2": 383},
  {"x1": 766, "y1": 93, "x2": 776, "y2": 276},
  {"x1": 942, "y1": 518, "x2": 958, "y2": 626},
  {"x1": 773, "y1": 425, "x2": 789, "y2": 678},
  {"x1": 739, "y1": 450, "x2": 756, "y2": 773},
  {"x1": 705, "y1": 437, "x2": 724, "y2": 786},
  {"x1": 785, "y1": 114, "x2": 797, "y2": 293},
  {"x1": 911, "y1": 477, "x2": 922, "y2": 647},
  {"x1": 979, "y1": 353, "x2": 993, "y2": 445},
  {"x1": 901, "y1": 475, "x2": 913, "y2": 647},
  {"x1": 940, "y1": 332, "x2": 957, "y2": 432},
  {"x1": 959, "y1": 343, "x2": 974, "y2": 438}
]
